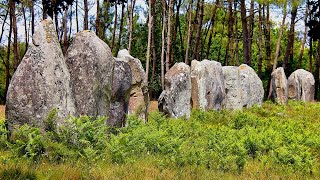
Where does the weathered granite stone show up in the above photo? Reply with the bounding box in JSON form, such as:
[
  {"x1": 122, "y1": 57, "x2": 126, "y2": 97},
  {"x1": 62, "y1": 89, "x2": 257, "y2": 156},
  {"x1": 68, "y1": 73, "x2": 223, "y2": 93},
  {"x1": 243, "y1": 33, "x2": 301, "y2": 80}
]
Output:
[
  {"x1": 239, "y1": 64, "x2": 264, "y2": 107},
  {"x1": 271, "y1": 67, "x2": 288, "y2": 104},
  {"x1": 158, "y1": 63, "x2": 191, "y2": 118},
  {"x1": 108, "y1": 59, "x2": 132, "y2": 127},
  {"x1": 117, "y1": 49, "x2": 149, "y2": 122},
  {"x1": 288, "y1": 69, "x2": 315, "y2": 102},
  {"x1": 6, "y1": 18, "x2": 75, "y2": 132},
  {"x1": 222, "y1": 66, "x2": 242, "y2": 110},
  {"x1": 191, "y1": 60, "x2": 225, "y2": 110},
  {"x1": 65, "y1": 30, "x2": 114, "y2": 117}
]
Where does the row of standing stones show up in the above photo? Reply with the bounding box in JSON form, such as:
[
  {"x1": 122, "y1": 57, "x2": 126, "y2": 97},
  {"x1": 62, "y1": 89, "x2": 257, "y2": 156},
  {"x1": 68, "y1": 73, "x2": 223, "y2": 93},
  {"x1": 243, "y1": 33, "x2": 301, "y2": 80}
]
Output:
[
  {"x1": 6, "y1": 19, "x2": 149, "y2": 132},
  {"x1": 5, "y1": 19, "x2": 316, "y2": 132}
]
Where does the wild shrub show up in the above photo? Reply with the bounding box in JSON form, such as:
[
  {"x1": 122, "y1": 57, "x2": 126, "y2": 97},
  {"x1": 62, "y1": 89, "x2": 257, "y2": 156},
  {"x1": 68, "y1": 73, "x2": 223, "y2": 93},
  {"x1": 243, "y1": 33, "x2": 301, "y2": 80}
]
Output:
[{"x1": 0, "y1": 119, "x2": 8, "y2": 148}]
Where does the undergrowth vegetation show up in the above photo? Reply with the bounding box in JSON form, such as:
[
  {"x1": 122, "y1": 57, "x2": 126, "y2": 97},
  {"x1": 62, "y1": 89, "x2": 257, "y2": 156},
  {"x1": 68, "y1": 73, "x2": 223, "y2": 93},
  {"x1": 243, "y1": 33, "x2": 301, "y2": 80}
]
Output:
[{"x1": 1, "y1": 101, "x2": 320, "y2": 179}]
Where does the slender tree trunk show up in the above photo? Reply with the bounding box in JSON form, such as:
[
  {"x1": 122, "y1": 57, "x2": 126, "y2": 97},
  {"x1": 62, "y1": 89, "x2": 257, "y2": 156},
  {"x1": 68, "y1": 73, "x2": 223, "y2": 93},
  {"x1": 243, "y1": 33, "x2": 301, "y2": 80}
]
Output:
[
  {"x1": 69, "y1": 4, "x2": 73, "y2": 39},
  {"x1": 166, "y1": 0, "x2": 173, "y2": 71},
  {"x1": 22, "y1": 3, "x2": 28, "y2": 51},
  {"x1": 128, "y1": 0, "x2": 136, "y2": 53},
  {"x1": 309, "y1": 38, "x2": 313, "y2": 72},
  {"x1": 258, "y1": 4, "x2": 263, "y2": 78},
  {"x1": 150, "y1": 0, "x2": 157, "y2": 98},
  {"x1": 283, "y1": 6, "x2": 297, "y2": 72},
  {"x1": 5, "y1": 10, "x2": 13, "y2": 102},
  {"x1": 272, "y1": 3, "x2": 287, "y2": 71},
  {"x1": 96, "y1": 0, "x2": 101, "y2": 37},
  {"x1": 117, "y1": 2, "x2": 125, "y2": 53},
  {"x1": 161, "y1": 0, "x2": 166, "y2": 90},
  {"x1": 76, "y1": 0, "x2": 79, "y2": 32},
  {"x1": 84, "y1": 0, "x2": 89, "y2": 30},
  {"x1": 264, "y1": 3, "x2": 272, "y2": 71},
  {"x1": 206, "y1": 0, "x2": 219, "y2": 60},
  {"x1": 315, "y1": 40, "x2": 320, "y2": 100},
  {"x1": 225, "y1": 0, "x2": 234, "y2": 66},
  {"x1": 111, "y1": 2, "x2": 118, "y2": 51},
  {"x1": 0, "y1": 10, "x2": 8, "y2": 43},
  {"x1": 185, "y1": 0, "x2": 193, "y2": 64},
  {"x1": 146, "y1": 0, "x2": 153, "y2": 82},
  {"x1": 218, "y1": 8, "x2": 227, "y2": 63},
  {"x1": 102, "y1": 0, "x2": 110, "y2": 39},
  {"x1": 248, "y1": 0, "x2": 254, "y2": 65},
  {"x1": 31, "y1": 0, "x2": 35, "y2": 35},
  {"x1": 63, "y1": 5, "x2": 69, "y2": 55},
  {"x1": 42, "y1": 1, "x2": 47, "y2": 19},
  {"x1": 192, "y1": 0, "x2": 204, "y2": 60},
  {"x1": 54, "y1": 11, "x2": 59, "y2": 38},
  {"x1": 10, "y1": 0, "x2": 19, "y2": 71},
  {"x1": 234, "y1": 0, "x2": 239, "y2": 65},
  {"x1": 240, "y1": 0, "x2": 249, "y2": 64},
  {"x1": 298, "y1": 4, "x2": 309, "y2": 69}
]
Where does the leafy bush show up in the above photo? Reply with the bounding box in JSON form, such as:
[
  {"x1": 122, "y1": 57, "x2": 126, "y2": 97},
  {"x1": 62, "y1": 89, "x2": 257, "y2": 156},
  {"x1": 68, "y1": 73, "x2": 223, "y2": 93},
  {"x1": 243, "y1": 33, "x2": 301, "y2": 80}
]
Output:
[{"x1": 0, "y1": 119, "x2": 8, "y2": 148}]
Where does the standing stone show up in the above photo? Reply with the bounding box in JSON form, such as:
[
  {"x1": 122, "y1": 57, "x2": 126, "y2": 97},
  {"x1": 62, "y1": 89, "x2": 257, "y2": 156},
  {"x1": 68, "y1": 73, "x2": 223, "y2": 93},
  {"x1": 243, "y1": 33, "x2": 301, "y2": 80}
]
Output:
[
  {"x1": 6, "y1": 18, "x2": 75, "y2": 132},
  {"x1": 117, "y1": 49, "x2": 149, "y2": 122},
  {"x1": 109, "y1": 59, "x2": 132, "y2": 127},
  {"x1": 65, "y1": 30, "x2": 114, "y2": 117},
  {"x1": 222, "y1": 66, "x2": 242, "y2": 110},
  {"x1": 239, "y1": 64, "x2": 264, "y2": 107},
  {"x1": 271, "y1": 67, "x2": 288, "y2": 104},
  {"x1": 191, "y1": 60, "x2": 225, "y2": 110},
  {"x1": 158, "y1": 63, "x2": 191, "y2": 118},
  {"x1": 288, "y1": 69, "x2": 315, "y2": 102}
]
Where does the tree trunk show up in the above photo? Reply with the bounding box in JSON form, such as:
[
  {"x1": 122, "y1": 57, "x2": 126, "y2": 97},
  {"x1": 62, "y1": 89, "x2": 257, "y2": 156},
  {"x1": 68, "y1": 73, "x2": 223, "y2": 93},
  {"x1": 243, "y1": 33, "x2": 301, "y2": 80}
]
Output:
[
  {"x1": 5, "y1": 9, "x2": 13, "y2": 102},
  {"x1": 54, "y1": 11, "x2": 59, "y2": 38},
  {"x1": 117, "y1": 2, "x2": 125, "y2": 53},
  {"x1": 161, "y1": 0, "x2": 166, "y2": 90},
  {"x1": 309, "y1": 38, "x2": 313, "y2": 72},
  {"x1": 42, "y1": 1, "x2": 47, "y2": 19},
  {"x1": 128, "y1": 0, "x2": 136, "y2": 53},
  {"x1": 166, "y1": 0, "x2": 172, "y2": 71},
  {"x1": 63, "y1": 5, "x2": 69, "y2": 55},
  {"x1": 76, "y1": 0, "x2": 79, "y2": 32},
  {"x1": 240, "y1": 0, "x2": 249, "y2": 65},
  {"x1": 146, "y1": 0, "x2": 153, "y2": 82},
  {"x1": 96, "y1": 0, "x2": 101, "y2": 37},
  {"x1": 31, "y1": 0, "x2": 35, "y2": 35},
  {"x1": 150, "y1": 0, "x2": 157, "y2": 99},
  {"x1": 69, "y1": 4, "x2": 73, "y2": 39},
  {"x1": 84, "y1": 0, "x2": 89, "y2": 30},
  {"x1": 225, "y1": 0, "x2": 234, "y2": 66},
  {"x1": 272, "y1": 3, "x2": 287, "y2": 71},
  {"x1": 11, "y1": 0, "x2": 19, "y2": 71},
  {"x1": 102, "y1": 0, "x2": 110, "y2": 39},
  {"x1": 192, "y1": 0, "x2": 204, "y2": 61},
  {"x1": 298, "y1": 4, "x2": 309, "y2": 69},
  {"x1": 315, "y1": 40, "x2": 320, "y2": 100},
  {"x1": 248, "y1": 0, "x2": 254, "y2": 65},
  {"x1": 283, "y1": 6, "x2": 297, "y2": 72},
  {"x1": 111, "y1": 2, "x2": 118, "y2": 51},
  {"x1": 206, "y1": 0, "x2": 219, "y2": 60},
  {"x1": 22, "y1": 3, "x2": 28, "y2": 51},
  {"x1": 185, "y1": 0, "x2": 193, "y2": 65},
  {"x1": 265, "y1": 3, "x2": 271, "y2": 70},
  {"x1": 0, "y1": 10, "x2": 8, "y2": 43},
  {"x1": 258, "y1": 4, "x2": 263, "y2": 78},
  {"x1": 234, "y1": 0, "x2": 239, "y2": 65}
]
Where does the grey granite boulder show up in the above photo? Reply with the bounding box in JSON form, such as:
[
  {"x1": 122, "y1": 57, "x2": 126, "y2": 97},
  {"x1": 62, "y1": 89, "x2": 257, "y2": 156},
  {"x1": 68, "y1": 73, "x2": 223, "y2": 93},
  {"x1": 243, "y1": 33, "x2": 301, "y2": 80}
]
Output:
[
  {"x1": 222, "y1": 66, "x2": 242, "y2": 110},
  {"x1": 65, "y1": 30, "x2": 114, "y2": 117},
  {"x1": 288, "y1": 69, "x2": 315, "y2": 102},
  {"x1": 117, "y1": 49, "x2": 149, "y2": 122},
  {"x1": 191, "y1": 60, "x2": 225, "y2": 110},
  {"x1": 271, "y1": 67, "x2": 288, "y2": 104},
  {"x1": 239, "y1": 64, "x2": 264, "y2": 107},
  {"x1": 6, "y1": 18, "x2": 75, "y2": 132},
  {"x1": 158, "y1": 63, "x2": 191, "y2": 118},
  {"x1": 108, "y1": 60, "x2": 132, "y2": 127}
]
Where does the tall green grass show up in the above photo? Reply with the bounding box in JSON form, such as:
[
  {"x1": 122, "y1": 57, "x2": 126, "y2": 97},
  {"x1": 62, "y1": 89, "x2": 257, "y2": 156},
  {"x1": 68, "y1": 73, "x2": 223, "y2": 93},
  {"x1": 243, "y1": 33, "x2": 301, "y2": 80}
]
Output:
[{"x1": 1, "y1": 101, "x2": 320, "y2": 179}]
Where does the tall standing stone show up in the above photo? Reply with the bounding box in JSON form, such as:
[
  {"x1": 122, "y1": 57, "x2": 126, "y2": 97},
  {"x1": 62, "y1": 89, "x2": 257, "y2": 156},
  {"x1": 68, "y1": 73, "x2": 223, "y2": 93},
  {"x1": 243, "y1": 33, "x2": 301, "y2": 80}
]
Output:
[
  {"x1": 222, "y1": 66, "x2": 243, "y2": 110},
  {"x1": 6, "y1": 18, "x2": 75, "y2": 132},
  {"x1": 191, "y1": 60, "x2": 225, "y2": 110},
  {"x1": 158, "y1": 63, "x2": 191, "y2": 118},
  {"x1": 288, "y1": 69, "x2": 315, "y2": 102},
  {"x1": 117, "y1": 49, "x2": 149, "y2": 122},
  {"x1": 271, "y1": 67, "x2": 288, "y2": 104},
  {"x1": 239, "y1": 64, "x2": 264, "y2": 107},
  {"x1": 65, "y1": 31, "x2": 114, "y2": 117}
]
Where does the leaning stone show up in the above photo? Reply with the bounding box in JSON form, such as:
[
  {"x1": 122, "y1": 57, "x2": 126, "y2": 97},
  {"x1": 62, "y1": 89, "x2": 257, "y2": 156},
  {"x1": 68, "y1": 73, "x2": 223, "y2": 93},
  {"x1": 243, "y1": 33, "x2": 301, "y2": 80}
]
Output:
[
  {"x1": 288, "y1": 69, "x2": 315, "y2": 102},
  {"x1": 117, "y1": 49, "x2": 149, "y2": 122},
  {"x1": 108, "y1": 59, "x2": 132, "y2": 127},
  {"x1": 271, "y1": 67, "x2": 288, "y2": 104},
  {"x1": 222, "y1": 66, "x2": 242, "y2": 110},
  {"x1": 158, "y1": 63, "x2": 191, "y2": 118},
  {"x1": 6, "y1": 18, "x2": 75, "y2": 132},
  {"x1": 65, "y1": 30, "x2": 114, "y2": 117},
  {"x1": 239, "y1": 64, "x2": 264, "y2": 107},
  {"x1": 191, "y1": 60, "x2": 225, "y2": 110}
]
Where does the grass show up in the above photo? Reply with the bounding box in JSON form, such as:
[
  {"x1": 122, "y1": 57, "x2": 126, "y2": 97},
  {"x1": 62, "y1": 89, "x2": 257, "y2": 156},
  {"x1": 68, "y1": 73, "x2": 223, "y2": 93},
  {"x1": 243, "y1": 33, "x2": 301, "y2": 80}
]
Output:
[{"x1": 1, "y1": 101, "x2": 320, "y2": 179}]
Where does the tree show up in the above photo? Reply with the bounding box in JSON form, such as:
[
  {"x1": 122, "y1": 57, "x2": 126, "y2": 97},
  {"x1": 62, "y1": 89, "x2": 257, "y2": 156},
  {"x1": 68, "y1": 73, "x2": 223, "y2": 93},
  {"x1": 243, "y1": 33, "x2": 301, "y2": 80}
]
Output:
[
  {"x1": 240, "y1": 0, "x2": 250, "y2": 65},
  {"x1": 84, "y1": 0, "x2": 88, "y2": 30}
]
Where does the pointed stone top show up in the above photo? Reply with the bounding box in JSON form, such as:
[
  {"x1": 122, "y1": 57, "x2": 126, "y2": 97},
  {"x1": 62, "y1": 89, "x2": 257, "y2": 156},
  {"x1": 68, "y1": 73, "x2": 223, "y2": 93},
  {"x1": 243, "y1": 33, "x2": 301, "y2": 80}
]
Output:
[{"x1": 32, "y1": 18, "x2": 58, "y2": 46}]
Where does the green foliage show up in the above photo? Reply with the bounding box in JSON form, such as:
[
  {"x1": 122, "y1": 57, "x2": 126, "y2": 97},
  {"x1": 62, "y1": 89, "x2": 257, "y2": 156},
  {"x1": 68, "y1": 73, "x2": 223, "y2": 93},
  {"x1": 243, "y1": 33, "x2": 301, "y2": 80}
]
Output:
[
  {"x1": 0, "y1": 119, "x2": 8, "y2": 148},
  {"x1": 0, "y1": 167, "x2": 36, "y2": 180}
]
